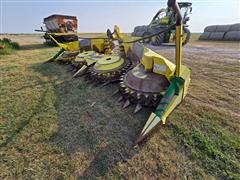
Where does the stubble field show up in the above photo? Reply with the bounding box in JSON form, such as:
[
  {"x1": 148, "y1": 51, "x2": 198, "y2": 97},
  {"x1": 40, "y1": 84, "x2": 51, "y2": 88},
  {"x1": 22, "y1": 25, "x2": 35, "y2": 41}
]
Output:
[{"x1": 0, "y1": 34, "x2": 239, "y2": 179}]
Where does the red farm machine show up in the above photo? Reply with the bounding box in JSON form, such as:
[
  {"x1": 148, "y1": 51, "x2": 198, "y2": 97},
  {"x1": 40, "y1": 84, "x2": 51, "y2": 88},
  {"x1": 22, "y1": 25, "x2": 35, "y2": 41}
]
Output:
[{"x1": 36, "y1": 14, "x2": 78, "y2": 45}]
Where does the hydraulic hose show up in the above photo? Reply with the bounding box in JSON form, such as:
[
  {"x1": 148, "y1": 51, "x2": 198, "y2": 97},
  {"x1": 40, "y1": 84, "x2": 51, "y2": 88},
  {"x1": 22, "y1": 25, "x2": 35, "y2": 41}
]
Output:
[
  {"x1": 77, "y1": 23, "x2": 176, "y2": 44},
  {"x1": 122, "y1": 24, "x2": 176, "y2": 44}
]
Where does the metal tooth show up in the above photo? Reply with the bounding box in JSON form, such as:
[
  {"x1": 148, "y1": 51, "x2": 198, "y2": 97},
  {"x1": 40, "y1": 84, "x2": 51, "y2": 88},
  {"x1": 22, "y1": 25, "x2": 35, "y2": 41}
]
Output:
[
  {"x1": 137, "y1": 93, "x2": 141, "y2": 100},
  {"x1": 125, "y1": 88, "x2": 130, "y2": 94},
  {"x1": 133, "y1": 103, "x2": 142, "y2": 114},
  {"x1": 120, "y1": 83, "x2": 126, "y2": 88},
  {"x1": 160, "y1": 91, "x2": 165, "y2": 96},
  {"x1": 73, "y1": 69, "x2": 82, "y2": 77},
  {"x1": 123, "y1": 99, "x2": 131, "y2": 109},
  {"x1": 144, "y1": 94, "x2": 149, "y2": 99},
  {"x1": 153, "y1": 94, "x2": 158, "y2": 100},
  {"x1": 117, "y1": 96, "x2": 124, "y2": 102}
]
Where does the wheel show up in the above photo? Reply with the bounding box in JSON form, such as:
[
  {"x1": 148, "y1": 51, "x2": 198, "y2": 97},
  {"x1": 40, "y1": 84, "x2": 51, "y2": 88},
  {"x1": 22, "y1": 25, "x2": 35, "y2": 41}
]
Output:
[
  {"x1": 151, "y1": 32, "x2": 164, "y2": 46},
  {"x1": 142, "y1": 32, "x2": 152, "y2": 43},
  {"x1": 182, "y1": 28, "x2": 191, "y2": 46}
]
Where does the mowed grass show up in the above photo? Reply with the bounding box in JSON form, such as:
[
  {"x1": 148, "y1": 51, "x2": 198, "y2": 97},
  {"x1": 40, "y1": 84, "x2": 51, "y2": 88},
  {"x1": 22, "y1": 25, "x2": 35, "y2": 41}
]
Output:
[{"x1": 0, "y1": 35, "x2": 240, "y2": 179}]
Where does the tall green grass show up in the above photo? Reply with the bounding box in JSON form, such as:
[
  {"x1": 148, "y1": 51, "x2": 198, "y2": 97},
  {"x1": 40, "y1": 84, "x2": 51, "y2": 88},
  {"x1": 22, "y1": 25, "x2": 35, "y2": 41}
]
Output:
[{"x1": 0, "y1": 38, "x2": 20, "y2": 55}]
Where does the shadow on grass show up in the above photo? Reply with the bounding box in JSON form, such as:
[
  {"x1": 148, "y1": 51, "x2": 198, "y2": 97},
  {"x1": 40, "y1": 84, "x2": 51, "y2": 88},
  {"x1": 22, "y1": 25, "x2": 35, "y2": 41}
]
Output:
[
  {"x1": 30, "y1": 62, "x2": 152, "y2": 178},
  {"x1": 20, "y1": 43, "x2": 52, "y2": 50},
  {"x1": 0, "y1": 88, "x2": 49, "y2": 148}
]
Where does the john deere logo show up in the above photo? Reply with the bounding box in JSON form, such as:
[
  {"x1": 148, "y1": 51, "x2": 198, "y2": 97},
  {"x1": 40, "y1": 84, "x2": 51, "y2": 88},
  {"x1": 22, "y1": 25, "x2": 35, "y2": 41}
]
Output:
[{"x1": 154, "y1": 64, "x2": 166, "y2": 73}]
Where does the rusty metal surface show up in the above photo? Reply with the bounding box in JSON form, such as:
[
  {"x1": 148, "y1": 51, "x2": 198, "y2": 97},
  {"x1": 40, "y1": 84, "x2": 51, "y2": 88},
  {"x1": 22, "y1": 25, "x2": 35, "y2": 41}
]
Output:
[
  {"x1": 44, "y1": 14, "x2": 78, "y2": 33},
  {"x1": 126, "y1": 49, "x2": 140, "y2": 67},
  {"x1": 124, "y1": 64, "x2": 169, "y2": 93}
]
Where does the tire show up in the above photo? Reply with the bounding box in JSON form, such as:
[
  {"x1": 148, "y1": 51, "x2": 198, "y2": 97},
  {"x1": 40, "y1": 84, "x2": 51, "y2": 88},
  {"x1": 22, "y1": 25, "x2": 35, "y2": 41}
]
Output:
[
  {"x1": 182, "y1": 28, "x2": 191, "y2": 46},
  {"x1": 142, "y1": 32, "x2": 151, "y2": 43},
  {"x1": 151, "y1": 32, "x2": 164, "y2": 46}
]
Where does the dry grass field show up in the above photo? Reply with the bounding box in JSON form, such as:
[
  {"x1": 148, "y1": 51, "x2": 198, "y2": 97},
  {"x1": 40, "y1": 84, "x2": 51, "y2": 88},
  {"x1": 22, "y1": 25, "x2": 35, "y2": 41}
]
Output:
[{"x1": 0, "y1": 34, "x2": 239, "y2": 179}]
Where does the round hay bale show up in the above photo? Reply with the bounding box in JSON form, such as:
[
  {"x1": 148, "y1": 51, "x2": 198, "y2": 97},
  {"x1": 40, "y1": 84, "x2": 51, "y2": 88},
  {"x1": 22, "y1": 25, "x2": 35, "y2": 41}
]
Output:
[
  {"x1": 208, "y1": 32, "x2": 225, "y2": 40},
  {"x1": 199, "y1": 32, "x2": 211, "y2": 40},
  {"x1": 204, "y1": 25, "x2": 217, "y2": 32},
  {"x1": 230, "y1": 23, "x2": 240, "y2": 31},
  {"x1": 224, "y1": 31, "x2": 240, "y2": 41},
  {"x1": 216, "y1": 25, "x2": 231, "y2": 32}
]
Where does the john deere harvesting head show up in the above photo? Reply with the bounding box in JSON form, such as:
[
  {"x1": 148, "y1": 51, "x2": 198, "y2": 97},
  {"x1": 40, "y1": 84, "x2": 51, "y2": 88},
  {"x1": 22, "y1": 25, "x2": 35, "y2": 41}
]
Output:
[
  {"x1": 44, "y1": 0, "x2": 190, "y2": 146},
  {"x1": 71, "y1": 37, "x2": 115, "y2": 78},
  {"x1": 117, "y1": 0, "x2": 190, "y2": 145},
  {"x1": 71, "y1": 26, "x2": 140, "y2": 83},
  {"x1": 72, "y1": 26, "x2": 125, "y2": 78}
]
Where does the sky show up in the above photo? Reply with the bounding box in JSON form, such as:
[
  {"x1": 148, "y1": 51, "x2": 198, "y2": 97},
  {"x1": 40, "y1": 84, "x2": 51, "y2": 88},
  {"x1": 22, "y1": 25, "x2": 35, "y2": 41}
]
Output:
[{"x1": 0, "y1": 0, "x2": 239, "y2": 33}]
